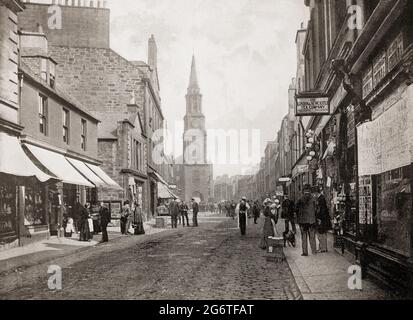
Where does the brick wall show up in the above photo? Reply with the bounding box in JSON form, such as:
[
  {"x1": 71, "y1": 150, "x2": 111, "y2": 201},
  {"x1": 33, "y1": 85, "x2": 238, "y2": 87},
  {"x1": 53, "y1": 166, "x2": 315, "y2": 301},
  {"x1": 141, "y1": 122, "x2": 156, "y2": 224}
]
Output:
[{"x1": 18, "y1": 3, "x2": 110, "y2": 48}]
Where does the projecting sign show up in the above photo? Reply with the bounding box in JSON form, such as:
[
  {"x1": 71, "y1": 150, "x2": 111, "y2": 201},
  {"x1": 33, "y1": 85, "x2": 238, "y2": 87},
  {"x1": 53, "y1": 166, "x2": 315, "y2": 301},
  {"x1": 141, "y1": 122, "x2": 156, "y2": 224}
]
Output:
[{"x1": 295, "y1": 93, "x2": 330, "y2": 116}]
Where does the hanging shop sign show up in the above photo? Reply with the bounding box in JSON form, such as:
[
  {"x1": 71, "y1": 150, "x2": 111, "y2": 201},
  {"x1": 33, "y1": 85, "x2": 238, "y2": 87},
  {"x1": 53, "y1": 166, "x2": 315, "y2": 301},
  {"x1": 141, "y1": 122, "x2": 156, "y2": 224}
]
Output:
[{"x1": 295, "y1": 92, "x2": 330, "y2": 116}]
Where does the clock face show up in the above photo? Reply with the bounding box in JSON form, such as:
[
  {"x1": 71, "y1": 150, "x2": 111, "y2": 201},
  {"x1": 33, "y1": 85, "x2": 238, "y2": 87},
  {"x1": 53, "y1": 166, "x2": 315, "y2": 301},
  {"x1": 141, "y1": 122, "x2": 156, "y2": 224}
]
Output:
[{"x1": 191, "y1": 119, "x2": 201, "y2": 128}]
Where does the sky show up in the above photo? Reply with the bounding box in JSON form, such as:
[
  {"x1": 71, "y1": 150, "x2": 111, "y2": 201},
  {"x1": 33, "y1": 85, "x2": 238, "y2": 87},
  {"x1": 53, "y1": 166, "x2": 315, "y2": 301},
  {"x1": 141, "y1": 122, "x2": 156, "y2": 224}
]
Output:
[{"x1": 109, "y1": 0, "x2": 308, "y2": 177}]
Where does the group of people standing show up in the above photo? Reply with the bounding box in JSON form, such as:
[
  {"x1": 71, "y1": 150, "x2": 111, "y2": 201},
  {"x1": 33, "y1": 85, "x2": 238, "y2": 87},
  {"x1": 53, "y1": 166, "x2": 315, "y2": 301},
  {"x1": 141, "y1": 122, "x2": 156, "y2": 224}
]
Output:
[
  {"x1": 120, "y1": 200, "x2": 145, "y2": 236},
  {"x1": 63, "y1": 202, "x2": 111, "y2": 243},
  {"x1": 168, "y1": 198, "x2": 199, "y2": 228},
  {"x1": 232, "y1": 183, "x2": 332, "y2": 257}
]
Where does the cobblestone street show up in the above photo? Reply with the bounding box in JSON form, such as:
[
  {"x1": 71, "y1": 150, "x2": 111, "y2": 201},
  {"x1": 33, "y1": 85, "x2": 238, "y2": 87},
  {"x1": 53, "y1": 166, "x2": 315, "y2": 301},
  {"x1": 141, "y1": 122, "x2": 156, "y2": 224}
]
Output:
[{"x1": 0, "y1": 213, "x2": 300, "y2": 300}]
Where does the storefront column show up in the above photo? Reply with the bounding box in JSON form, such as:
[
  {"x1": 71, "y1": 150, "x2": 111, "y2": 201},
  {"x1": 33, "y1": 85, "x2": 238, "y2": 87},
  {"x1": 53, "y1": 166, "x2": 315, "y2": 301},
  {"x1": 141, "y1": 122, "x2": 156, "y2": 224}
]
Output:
[{"x1": 17, "y1": 185, "x2": 25, "y2": 246}]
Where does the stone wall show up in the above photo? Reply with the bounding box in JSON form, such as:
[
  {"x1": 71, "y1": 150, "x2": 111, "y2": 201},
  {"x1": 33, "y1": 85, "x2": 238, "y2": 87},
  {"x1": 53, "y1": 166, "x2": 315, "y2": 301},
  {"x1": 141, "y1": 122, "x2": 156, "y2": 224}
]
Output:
[{"x1": 18, "y1": 2, "x2": 110, "y2": 48}]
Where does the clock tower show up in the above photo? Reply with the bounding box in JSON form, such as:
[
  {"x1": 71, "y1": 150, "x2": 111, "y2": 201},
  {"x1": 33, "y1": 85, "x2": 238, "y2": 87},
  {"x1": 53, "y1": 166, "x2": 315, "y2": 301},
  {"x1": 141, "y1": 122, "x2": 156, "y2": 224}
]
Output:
[
  {"x1": 183, "y1": 55, "x2": 207, "y2": 165},
  {"x1": 180, "y1": 55, "x2": 213, "y2": 203}
]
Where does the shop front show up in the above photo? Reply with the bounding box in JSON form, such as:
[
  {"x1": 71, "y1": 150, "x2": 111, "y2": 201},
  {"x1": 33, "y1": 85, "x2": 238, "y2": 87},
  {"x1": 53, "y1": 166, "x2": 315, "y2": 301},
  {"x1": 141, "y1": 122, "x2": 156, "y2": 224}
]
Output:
[
  {"x1": 0, "y1": 132, "x2": 54, "y2": 251},
  {"x1": 356, "y1": 83, "x2": 413, "y2": 293}
]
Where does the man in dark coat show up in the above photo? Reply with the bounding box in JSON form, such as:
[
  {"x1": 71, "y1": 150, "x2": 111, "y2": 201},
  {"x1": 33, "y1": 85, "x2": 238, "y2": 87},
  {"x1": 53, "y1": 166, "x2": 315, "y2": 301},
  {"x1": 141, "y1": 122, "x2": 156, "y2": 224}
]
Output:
[
  {"x1": 295, "y1": 185, "x2": 317, "y2": 256},
  {"x1": 252, "y1": 201, "x2": 260, "y2": 224},
  {"x1": 169, "y1": 200, "x2": 180, "y2": 228},
  {"x1": 281, "y1": 195, "x2": 296, "y2": 234},
  {"x1": 99, "y1": 202, "x2": 111, "y2": 243},
  {"x1": 236, "y1": 197, "x2": 250, "y2": 236},
  {"x1": 191, "y1": 199, "x2": 199, "y2": 227},
  {"x1": 315, "y1": 188, "x2": 332, "y2": 253},
  {"x1": 179, "y1": 201, "x2": 190, "y2": 227}
]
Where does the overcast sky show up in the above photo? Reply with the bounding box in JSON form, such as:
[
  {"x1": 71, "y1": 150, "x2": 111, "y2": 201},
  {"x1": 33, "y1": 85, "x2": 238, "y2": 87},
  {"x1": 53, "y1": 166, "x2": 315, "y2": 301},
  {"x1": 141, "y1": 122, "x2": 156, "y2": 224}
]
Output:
[{"x1": 109, "y1": 0, "x2": 309, "y2": 177}]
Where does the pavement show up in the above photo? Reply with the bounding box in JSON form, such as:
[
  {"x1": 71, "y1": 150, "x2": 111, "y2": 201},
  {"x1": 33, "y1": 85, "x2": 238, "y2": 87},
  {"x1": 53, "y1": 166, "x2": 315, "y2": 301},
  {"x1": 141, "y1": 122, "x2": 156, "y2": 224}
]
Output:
[{"x1": 277, "y1": 220, "x2": 396, "y2": 300}]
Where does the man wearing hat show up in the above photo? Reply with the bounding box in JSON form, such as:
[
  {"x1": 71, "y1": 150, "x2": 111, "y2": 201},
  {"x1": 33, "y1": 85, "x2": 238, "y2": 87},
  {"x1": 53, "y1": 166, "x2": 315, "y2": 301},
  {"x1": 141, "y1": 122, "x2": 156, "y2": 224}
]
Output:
[
  {"x1": 191, "y1": 198, "x2": 199, "y2": 227},
  {"x1": 236, "y1": 197, "x2": 250, "y2": 236},
  {"x1": 295, "y1": 184, "x2": 317, "y2": 256}
]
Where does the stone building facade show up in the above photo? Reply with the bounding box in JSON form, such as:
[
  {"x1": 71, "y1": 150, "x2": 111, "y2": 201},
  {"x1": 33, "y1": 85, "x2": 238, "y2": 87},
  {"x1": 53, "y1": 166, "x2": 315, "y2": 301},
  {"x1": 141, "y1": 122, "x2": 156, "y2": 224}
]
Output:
[{"x1": 17, "y1": 1, "x2": 167, "y2": 220}]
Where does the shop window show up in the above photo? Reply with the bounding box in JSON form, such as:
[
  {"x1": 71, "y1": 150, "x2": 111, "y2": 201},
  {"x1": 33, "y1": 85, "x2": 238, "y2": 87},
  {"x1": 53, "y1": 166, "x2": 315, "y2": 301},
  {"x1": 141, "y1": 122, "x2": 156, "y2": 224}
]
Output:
[
  {"x1": 375, "y1": 166, "x2": 412, "y2": 257},
  {"x1": 39, "y1": 94, "x2": 48, "y2": 135},
  {"x1": 24, "y1": 183, "x2": 46, "y2": 226},
  {"x1": 0, "y1": 180, "x2": 17, "y2": 239}
]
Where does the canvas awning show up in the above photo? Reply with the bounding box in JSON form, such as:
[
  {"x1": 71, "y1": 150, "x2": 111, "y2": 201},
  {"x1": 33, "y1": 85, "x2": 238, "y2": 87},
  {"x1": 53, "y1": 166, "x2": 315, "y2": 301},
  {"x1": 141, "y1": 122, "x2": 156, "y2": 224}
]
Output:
[
  {"x1": 85, "y1": 163, "x2": 123, "y2": 191},
  {"x1": 24, "y1": 144, "x2": 94, "y2": 187},
  {"x1": 322, "y1": 141, "x2": 336, "y2": 160},
  {"x1": 157, "y1": 182, "x2": 177, "y2": 199},
  {"x1": 0, "y1": 132, "x2": 54, "y2": 182},
  {"x1": 65, "y1": 158, "x2": 107, "y2": 188}
]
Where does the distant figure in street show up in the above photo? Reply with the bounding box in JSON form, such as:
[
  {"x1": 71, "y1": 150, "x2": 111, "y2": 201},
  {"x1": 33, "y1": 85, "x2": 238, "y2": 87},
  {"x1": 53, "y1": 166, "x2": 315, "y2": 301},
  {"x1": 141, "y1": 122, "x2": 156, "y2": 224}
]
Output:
[
  {"x1": 99, "y1": 202, "x2": 111, "y2": 243},
  {"x1": 179, "y1": 201, "x2": 190, "y2": 227},
  {"x1": 170, "y1": 199, "x2": 180, "y2": 228},
  {"x1": 230, "y1": 200, "x2": 236, "y2": 220},
  {"x1": 79, "y1": 203, "x2": 91, "y2": 242},
  {"x1": 133, "y1": 202, "x2": 145, "y2": 235},
  {"x1": 314, "y1": 187, "x2": 332, "y2": 253},
  {"x1": 296, "y1": 185, "x2": 317, "y2": 256},
  {"x1": 252, "y1": 201, "x2": 260, "y2": 224},
  {"x1": 120, "y1": 200, "x2": 131, "y2": 235},
  {"x1": 191, "y1": 198, "x2": 199, "y2": 227},
  {"x1": 236, "y1": 197, "x2": 250, "y2": 236},
  {"x1": 281, "y1": 195, "x2": 296, "y2": 234},
  {"x1": 260, "y1": 199, "x2": 277, "y2": 250}
]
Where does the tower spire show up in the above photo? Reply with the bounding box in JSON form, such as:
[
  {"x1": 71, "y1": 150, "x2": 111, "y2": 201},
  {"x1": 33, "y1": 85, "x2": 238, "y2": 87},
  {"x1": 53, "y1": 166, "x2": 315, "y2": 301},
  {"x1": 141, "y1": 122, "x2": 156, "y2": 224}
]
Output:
[{"x1": 188, "y1": 55, "x2": 199, "y2": 90}]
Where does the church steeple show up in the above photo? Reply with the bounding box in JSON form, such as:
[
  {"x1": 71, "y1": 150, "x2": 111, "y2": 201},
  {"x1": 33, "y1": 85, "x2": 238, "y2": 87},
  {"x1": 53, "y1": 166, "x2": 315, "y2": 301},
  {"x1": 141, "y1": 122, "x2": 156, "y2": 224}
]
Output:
[{"x1": 188, "y1": 55, "x2": 200, "y2": 92}]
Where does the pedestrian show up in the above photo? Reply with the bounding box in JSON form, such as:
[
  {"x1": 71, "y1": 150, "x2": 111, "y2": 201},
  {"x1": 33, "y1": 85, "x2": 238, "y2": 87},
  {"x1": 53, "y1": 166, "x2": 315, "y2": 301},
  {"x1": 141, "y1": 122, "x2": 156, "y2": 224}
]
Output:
[
  {"x1": 64, "y1": 213, "x2": 75, "y2": 238},
  {"x1": 252, "y1": 201, "x2": 260, "y2": 224},
  {"x1": 191, "y1": 198, "x2": 199, "y2": 227},
  {"x1": 295, "y1": 185, "x2": 317, "y2": 256},
  {"x1": 179, "y1": 201, "x2": 190, "y2": 227},
  {"x1": 230, "y1": 200, "x2": 236, "y2": 220},
  {"x1": 133, "y1": 202, "x2": 145, "y2": 235},
  {"x1": 86, "y1": 203, "x2": 94, "y2": 240},
  {"x1": 120, "y1": 200, "x2": 131, "y2": 235},
  {"x1": 169, "y1": 199, "x2": 179, "y2": 228},
  {"x1": 236, "y1": 197, "x2": 250, "y2": 236},
  {"x1": 314, "y1": 187, "x2": 332, "y2": 253},
  {"x1": 78, "y1": 203, "x2": 91, "y2": 242},
  {"x1": 99, "y1": 202, "x2": 111, "y2": 243},
  {"x1": 281, "y1": 195, "x2": 296, "y2": 234},
  {"x1": 260, "y1": 198, "x2": 277, "y2": 250}
]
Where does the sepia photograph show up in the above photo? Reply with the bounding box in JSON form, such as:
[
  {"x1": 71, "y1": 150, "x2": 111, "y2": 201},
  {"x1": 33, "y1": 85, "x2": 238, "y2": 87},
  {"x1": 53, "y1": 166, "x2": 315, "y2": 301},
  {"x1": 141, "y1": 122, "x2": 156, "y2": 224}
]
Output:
[{"x1": 0, "y1": 0, "x2": 413, "y2": 310}]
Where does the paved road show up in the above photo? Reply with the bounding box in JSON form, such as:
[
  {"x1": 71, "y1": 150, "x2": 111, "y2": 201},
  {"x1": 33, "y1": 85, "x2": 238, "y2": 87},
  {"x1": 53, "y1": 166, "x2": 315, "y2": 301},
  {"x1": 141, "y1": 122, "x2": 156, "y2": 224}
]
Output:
[{"x1": 0, "y1": 213, "x2": 300, "y2": 300}]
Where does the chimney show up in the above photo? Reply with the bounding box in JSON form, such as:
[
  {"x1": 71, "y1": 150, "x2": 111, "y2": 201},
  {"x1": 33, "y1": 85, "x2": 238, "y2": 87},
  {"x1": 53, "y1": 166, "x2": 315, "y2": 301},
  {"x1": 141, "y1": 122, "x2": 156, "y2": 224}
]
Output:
[{"x1": 148, "y1": 34, "x2": 157, "y2": 70}]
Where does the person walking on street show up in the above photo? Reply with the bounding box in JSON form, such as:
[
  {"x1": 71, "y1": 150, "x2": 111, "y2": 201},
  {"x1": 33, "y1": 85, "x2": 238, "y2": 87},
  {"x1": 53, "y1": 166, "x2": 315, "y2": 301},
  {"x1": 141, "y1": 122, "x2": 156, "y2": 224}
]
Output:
[
  {"x1": 191, "y1": 198, "x2": 199, "y2": 227},
  {"x1": 99, "y1": 202, "x2": 111, "y2": 243},
  {"x1": 315, "y1": 187, "x2": 332, "y2": 253},
  {"x1": 79, "y1": 203, "x2": 91, "y2": 242},
  {"x1": 179, "y1": 201, "x2": 190, "y2": 227},
  {"x1": 230, "y1": 200, "x2": 236, "y2": 220},
  {"x1": 133, "y1": 201, "x2": 145, "y2": 235},
  {"x1": 281, "y1": 195, "x2": 296, "y2": 234},
  {"x1": 120, "y1": 201, "x2": 131, "y2": 235},
  {"x1": 260, "y1": 198, "x2": 277, "y2": 249},
  {"x1": 236, "y1": 197, "x2": 250, "y2": 236},
  {"x1": 252, "y1": 201, "x2": 260, "y2": 224},
  {"x1": 170, "y1": 199, "x2": 180, "y2": 228},
  {"x1": 296, "y1": 185, "x2": 317, "y2": 256}
]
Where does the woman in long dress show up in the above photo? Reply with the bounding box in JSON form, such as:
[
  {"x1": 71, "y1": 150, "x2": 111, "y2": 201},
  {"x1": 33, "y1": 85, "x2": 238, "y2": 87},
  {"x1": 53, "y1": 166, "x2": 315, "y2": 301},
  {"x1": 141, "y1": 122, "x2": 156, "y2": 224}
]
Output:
[
  {"x1": 260, "y1": 199, "x2": 278, "y2": 250},
  {"x1": 79, "y1": 203, "x2": 91, "y2": 242},
  {"x1": 133, "y1": 202, "x2": 145, "y2": 235}
]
